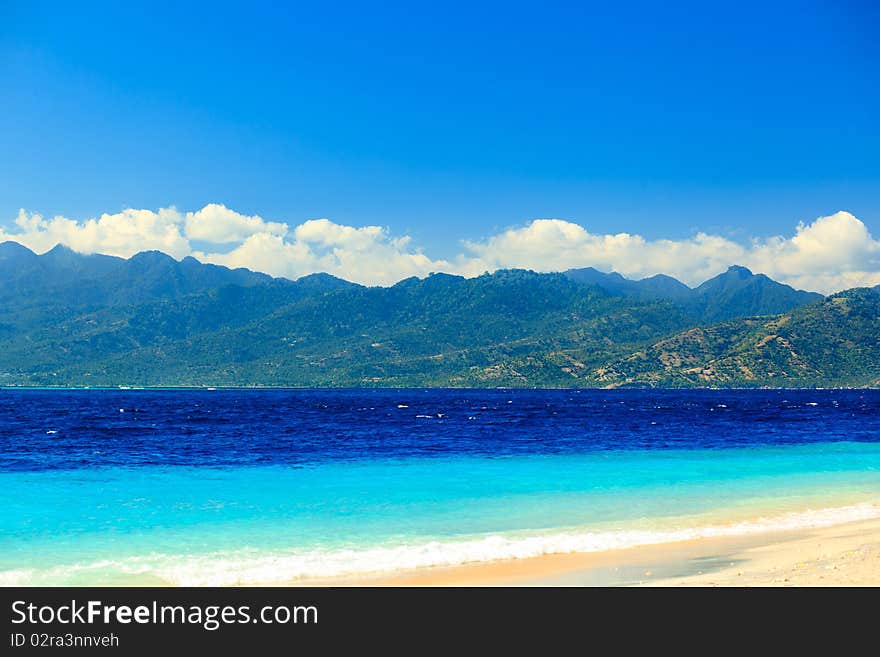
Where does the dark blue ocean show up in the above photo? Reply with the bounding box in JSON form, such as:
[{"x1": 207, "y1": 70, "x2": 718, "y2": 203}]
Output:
[{"x1": 1, "y1": 389, "x2": 879, "y2": 584}]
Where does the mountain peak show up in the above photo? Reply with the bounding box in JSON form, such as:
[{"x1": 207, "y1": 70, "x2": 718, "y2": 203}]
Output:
[
  {"x1": 697, "y1": 266, "x2": 758, "y2": 292},
  {"x1": 44, "y1": 243, "x2": 76, "y2": 257},
  {"x1": 129, "y1": 250, "x2": 177, "y2": 264},
  {"x1": 294, "y1": 272, "x2": 357, "y2": 291},
  {"x1": 566, "y1": 267, "x2": 628, "y2": 282},
  {"x1": 635, "y1": 273, "x2": 693, "y2": 299},
  {"x1": 392, "y1": 276, "x2": 421, "y2": 288},
  {"x1": 692, "y1": 265, "x2": 822, "y2": 321},
  {"x1": 564, "y1": 267, "x2": 690, "y2": 300},
  {"x1": 0, "y1": 240, "x2": 37, "y2": 259},
  {"x1": 725, "y1": 265, "x2": 754, "y2": 277}
]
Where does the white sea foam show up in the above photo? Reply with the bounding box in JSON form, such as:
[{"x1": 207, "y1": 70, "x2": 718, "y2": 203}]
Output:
[{"x1": 3, "y1": 502, "x2": 878, "y2": 586}]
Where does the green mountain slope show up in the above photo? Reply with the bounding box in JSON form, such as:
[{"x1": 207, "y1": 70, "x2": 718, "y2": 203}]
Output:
[
  {"x1": 1, "y1": 243, "x2": 869, "y2": 388},
  {"x1": 689, "y1": 265, "x2": 822, "y2": 322},
  {"x1": 2, "y1": 269, "x2": 693, "y2": 386},
  {"x1": 594, "y1": 288, "x2": 880, "y2": 387}
]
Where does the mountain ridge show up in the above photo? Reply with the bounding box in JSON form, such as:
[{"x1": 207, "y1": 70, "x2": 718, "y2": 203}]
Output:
[
  {"x1": 564, "y1": 264, "x2": 822, "y2": 321},
  {"x1": 0, "y1": 242, "x2": 875, "y2": 388}
]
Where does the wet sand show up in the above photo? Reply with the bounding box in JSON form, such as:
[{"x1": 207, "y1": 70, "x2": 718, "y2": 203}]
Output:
[{"x1": 307, "y1": 516, "x2": 880, "y2": 586}]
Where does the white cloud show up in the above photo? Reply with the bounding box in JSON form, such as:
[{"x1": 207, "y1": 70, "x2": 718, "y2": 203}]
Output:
[
  {"x1": 184, "y1": 203, "x2": 287, "y2": 243},
  {"x1": 461, "y1": 219, "x2": 749, "y2": 285},
  {"x1": 744, "y1": 211, "x2": 880, "y2": 292},
  {"x1": 293, "y1": 218, "x2": 385, "y2": 249},
  {"x1": 460, "y1": 211, "x2": 880, "y2": 293},
  {"x1": 196, "y1": 219, "x2": 453, "y2": 286},
  {"x1": 1, "y1": 206, "x2": 879, "y2": 293},
  {"x1": 0, "y1": 207, "x2": 190, "y2": 259}
]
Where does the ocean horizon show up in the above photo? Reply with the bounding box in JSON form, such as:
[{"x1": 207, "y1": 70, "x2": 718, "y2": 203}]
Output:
[{"x1": 2, "y1": 388, "x2": 879, "y2": 585}]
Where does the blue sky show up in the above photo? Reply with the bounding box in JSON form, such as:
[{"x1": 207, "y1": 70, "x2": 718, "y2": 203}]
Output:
[{"x1": 0, "y1": 1, "x2": 878, "y2": 291}]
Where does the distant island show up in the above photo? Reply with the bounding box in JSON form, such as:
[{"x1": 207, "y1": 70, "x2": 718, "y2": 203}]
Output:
[{"x1": 0, "y1": 240, "x2": 877, "y2": 388}]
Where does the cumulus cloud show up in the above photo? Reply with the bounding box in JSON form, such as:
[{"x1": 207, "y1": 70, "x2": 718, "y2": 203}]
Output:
[
  {"x1": 0, "y1": 203, "x2": 288, "y2": 260},
  {"x1": 461, "y1": 219, "x2": 749, "y2": 285},
  {"x1": 196, "y1": 219, "x2": 453, "y2": 286},
  {"x1": 1, "y1": 207, "x2": 190, "y2": 259},
  {"x1": 1, "y1": 205, "x2": 879, "y2": 292},
  {"x1": 461, "y1": 211, "x2": 880, "y2": 293},
  {"x1": 184, "y1": 203, "x2": 287, "y2": 243},
  {"x1": 745, "y1": 212, "x2": 880, "y2": 292}
]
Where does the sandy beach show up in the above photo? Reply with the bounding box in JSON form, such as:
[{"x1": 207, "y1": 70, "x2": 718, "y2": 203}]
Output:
[{"x1": 319, "y1": 515, "x2": 880, "y2": 587}]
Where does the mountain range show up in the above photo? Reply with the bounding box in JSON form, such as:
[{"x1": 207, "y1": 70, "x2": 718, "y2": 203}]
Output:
[{"x1": 0, "y1": 241, "x2": 876, "y2": 388}]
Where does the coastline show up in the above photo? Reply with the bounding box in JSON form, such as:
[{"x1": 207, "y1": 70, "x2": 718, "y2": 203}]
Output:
[
  {"x1": 4, "y1": 498, "x2": 878, "y2": 587},
  {"x1": 307, "y1": 514, "x2": 880, "y2": 587}
]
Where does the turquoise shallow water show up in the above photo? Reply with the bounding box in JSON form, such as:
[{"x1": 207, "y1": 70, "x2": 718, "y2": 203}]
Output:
[{"x1": 2, "y1": 441, "x2": 879, "y2": 585}]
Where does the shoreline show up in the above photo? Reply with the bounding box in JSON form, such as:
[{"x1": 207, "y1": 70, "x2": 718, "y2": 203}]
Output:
[
  {"x1": 4, "y1": 506, "x2": 878, "y2": 587},
  {"x1": 302, "y1": 515, "x2": 880, "y2": 587}
]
